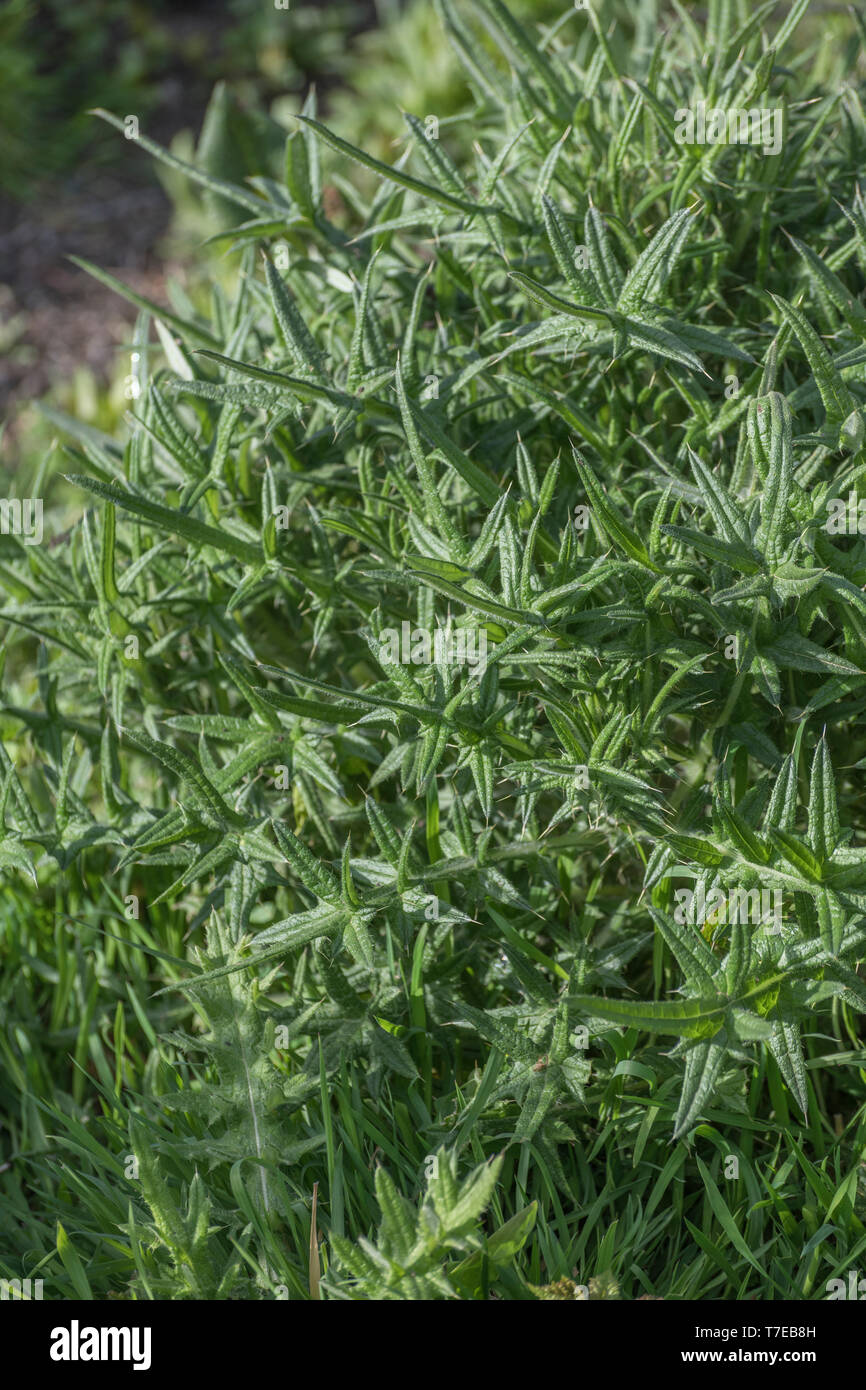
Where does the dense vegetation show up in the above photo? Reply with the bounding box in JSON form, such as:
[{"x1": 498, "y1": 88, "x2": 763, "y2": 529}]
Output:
[{"x1": 2, "y1": 0, "x2": 866, "y2": 1300}]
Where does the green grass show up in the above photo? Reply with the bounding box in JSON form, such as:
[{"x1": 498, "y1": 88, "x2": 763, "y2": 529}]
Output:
[{"x1": 2, "y1": 0, "x2": 866, "y2": 1301}]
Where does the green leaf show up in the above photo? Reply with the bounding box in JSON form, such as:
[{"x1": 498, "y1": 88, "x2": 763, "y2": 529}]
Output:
[
  {"x1": 122, "y1": 728, "x2": 246, "y2": 829},
  {"x1": 808, "y1": 733, "x2": 840, "y2": 862},
  {"x1": 649, "y1": 906, "x2": 720, "y2": 994},
  {"x1": 673, "y1": 1038, "x2": 726, "y2": 1140},
  {"x1": 769, "y1": 828, "x2": 824, "y2": 883},
  {"x1": 767, "y1": 1016, "x2": 809, "y2": 1117},
  {"x1": 65, "y1": 476, "x2": 260, "y2": 564},
  {"x1": 617, "y1": 208, "x2": 694, "y2": 313},
  {"x1": 574, "y1": 454, "x2": 661, "y2": 571},
  {"x1": 768, "y1": 293, "x2": 856, "y2": 424},
  {"x1": 571, "y1": 993, "x2": 727, "y2": 1039},
  {"x1": 296, "y1": 115, "x2": 504, "y2": 219},
  {"x1": 56, "y1": 1221, "x2": 94, "y2": 1299},
  {"x1": 67, "y1": 256, "x2": 219, "y2": 349},
  {"x1": 90, "y1": 107, "x2": 269, "y2": 215}
]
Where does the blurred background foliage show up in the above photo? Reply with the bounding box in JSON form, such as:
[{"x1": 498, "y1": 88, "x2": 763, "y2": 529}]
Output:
[
  {"x1": 0, "y1": 0, "x2": 370, "y2": 197},
  {"x1": 1, "y1": 0, "x2": 857, "y2": 458}
]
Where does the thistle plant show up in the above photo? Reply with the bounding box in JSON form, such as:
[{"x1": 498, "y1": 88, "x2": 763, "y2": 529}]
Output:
[{"x1": 2, "y1": 0, "x2": 866, "y2": 1301}]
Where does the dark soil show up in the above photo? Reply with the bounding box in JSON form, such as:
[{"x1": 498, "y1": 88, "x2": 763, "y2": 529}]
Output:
[
  {"x1": 0, "y1": 166, "x2": 175, "y2": 412},
  {"x1": 0, "y1": 1, "x2": 379, "y2": 429}
]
